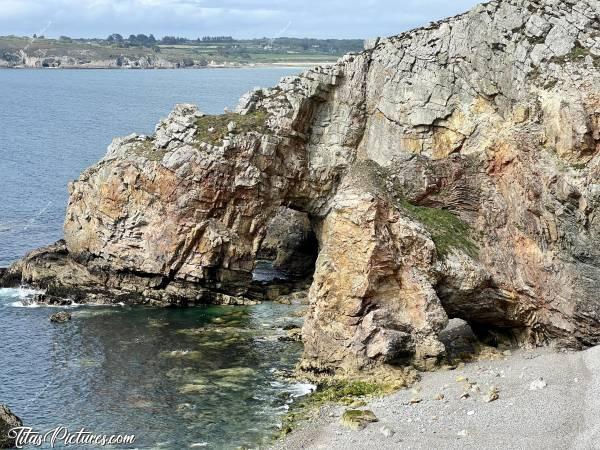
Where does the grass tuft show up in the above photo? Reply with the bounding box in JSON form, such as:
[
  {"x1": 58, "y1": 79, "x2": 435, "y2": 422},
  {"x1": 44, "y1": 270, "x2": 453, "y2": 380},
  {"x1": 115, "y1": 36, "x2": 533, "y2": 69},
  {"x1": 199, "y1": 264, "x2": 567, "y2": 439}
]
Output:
[
  {"x1": 194, "y1": 110, "x2": 268, "y2": 146},
  {"x1": 131, "y1": 140, "x2": 166, "y2": 161},
  {"x1": 398, "y1": 198, "x2": 479, "y2": 258}
]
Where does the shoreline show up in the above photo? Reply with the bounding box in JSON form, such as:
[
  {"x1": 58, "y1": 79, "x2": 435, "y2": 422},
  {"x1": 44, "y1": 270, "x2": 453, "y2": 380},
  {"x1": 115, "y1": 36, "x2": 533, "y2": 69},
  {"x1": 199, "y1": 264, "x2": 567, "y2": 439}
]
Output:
[
  {"x1": 0, "y1": 61, "x2": 334, "y2": 70},
  {"x1": 275, "y1": 344, "x2": 600, "y2": 449}
]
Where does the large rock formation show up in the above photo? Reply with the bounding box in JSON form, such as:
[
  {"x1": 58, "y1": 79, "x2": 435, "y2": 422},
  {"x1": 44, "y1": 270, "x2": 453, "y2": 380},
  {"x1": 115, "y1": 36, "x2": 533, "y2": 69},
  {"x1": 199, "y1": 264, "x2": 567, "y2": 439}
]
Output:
[
  {"x1": 3, "y1": 0, "x2": 600, "y2": 375},
  {"x1": 0, "y1": 404, "x2": 22, "y2": 449}
]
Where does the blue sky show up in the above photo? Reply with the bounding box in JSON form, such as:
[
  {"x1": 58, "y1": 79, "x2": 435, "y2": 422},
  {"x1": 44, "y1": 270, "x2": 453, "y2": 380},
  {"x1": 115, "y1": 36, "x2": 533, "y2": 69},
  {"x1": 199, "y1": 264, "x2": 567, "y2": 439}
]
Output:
[{"x1": 0, "y1": 0, "x2": 482, "y2": 39}]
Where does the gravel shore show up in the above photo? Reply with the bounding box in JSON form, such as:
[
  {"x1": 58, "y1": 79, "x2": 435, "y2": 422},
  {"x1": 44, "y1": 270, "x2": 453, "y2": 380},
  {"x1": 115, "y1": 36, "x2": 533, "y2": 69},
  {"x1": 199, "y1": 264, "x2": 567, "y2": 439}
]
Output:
[{"x1": 276, "y1": 332, "x2": 600, "y2": 449}]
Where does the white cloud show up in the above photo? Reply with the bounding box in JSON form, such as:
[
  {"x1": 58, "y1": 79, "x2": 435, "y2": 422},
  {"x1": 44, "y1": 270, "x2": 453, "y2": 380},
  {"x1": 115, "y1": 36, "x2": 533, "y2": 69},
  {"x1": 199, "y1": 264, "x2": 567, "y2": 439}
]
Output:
[{"x1": 0, "y1": 0, "x2": 482, "y2": 39}]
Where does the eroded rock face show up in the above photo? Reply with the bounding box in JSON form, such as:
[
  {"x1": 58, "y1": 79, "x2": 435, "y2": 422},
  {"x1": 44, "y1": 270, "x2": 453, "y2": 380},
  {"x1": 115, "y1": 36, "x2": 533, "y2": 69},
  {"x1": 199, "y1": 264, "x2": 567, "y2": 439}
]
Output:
[
  {"x1": 302, "y1": 164, "x2": 449, "y2": 372},
  {"x1": 3, "y1": 0, "x2": 600, "y2": 375}
]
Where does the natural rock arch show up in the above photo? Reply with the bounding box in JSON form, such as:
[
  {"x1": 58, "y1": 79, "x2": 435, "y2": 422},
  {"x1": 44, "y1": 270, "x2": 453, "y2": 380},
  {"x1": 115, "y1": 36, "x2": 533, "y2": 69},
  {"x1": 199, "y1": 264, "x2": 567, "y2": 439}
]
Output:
[{"x1": 3, "y1": 0, "x2": 600, "y2": 377}]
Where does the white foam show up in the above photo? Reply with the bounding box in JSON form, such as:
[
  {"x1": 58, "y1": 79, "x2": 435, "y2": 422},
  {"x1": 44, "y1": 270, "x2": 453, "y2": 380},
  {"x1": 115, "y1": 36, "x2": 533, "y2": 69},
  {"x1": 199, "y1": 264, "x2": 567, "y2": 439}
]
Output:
[
  {"x1": 1, "y1": 287, "x2": 127, "y2": 309},
  {"x1": 0, "y1": 286, "x2": 45, "y2": 299},
  {"x1": 289, "y1": 382, "x2": 316, "y2": 398},
  {"x1": 9, "y1": 300, "x2": 84, "y2": 309},
  {"x1": 1, "y1": 287, "x2": 46, "y2": 307},
  {"x1": 0, "y1": 286, "x2": 80, "y2": 309}
]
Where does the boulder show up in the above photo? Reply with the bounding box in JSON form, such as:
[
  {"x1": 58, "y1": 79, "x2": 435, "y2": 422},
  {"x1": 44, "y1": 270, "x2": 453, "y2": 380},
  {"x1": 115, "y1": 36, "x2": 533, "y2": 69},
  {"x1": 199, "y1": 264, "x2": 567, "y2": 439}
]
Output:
[
  {"x1": 0, "y1": 405, "x2": 22, "y2": 449},
  {"x1": 49, "y1": 311, "x2": 72, "y2": 323},
  {"x1": 340, "y1": 409, "x2": 378, "y2": 430}
]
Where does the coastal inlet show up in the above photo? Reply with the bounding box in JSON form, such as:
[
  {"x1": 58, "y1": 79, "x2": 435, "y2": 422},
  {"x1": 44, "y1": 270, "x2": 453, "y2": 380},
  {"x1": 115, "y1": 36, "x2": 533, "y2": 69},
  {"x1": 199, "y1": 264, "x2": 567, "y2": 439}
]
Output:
[{"x1": 0, "y1": 287, "x2": 313, "y2": 449}]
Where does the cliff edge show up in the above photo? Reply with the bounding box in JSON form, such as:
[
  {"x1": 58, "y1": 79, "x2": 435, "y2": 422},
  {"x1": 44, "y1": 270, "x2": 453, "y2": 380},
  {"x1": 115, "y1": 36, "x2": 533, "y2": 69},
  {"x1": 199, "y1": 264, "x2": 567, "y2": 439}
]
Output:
[{"x1": 3, "y1": 0, "x2": 600, "y2": 376}]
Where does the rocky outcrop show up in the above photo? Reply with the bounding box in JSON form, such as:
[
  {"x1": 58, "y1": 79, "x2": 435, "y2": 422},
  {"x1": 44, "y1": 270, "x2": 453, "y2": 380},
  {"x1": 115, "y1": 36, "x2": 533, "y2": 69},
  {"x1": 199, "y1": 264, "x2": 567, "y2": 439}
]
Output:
[
  {"x1": 3, "y1": 0, "x2": 600, "y2": 376},
  {"x1": 0, "y1": 50, "x2": 189, "y2": 69},
  {"x1": 0, "y1": 405, "x2": 22, "y2": 449},
  {"x1": 49, "y1": 311, "x2": 72, "y2": 323}
]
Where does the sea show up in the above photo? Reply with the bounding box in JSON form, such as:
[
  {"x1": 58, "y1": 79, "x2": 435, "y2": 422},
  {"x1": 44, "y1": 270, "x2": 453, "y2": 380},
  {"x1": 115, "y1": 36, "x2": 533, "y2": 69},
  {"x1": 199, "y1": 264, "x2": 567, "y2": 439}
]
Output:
[{"x1": 0, "y1": 67, "x2": 312, "y2": 449}]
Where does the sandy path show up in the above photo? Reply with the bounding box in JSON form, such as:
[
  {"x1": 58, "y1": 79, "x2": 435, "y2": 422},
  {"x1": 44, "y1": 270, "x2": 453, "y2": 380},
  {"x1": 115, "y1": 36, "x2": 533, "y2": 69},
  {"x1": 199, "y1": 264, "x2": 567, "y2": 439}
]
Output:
[{"x1": 275, "y1": 344, "x2": 600, "y2": 450}]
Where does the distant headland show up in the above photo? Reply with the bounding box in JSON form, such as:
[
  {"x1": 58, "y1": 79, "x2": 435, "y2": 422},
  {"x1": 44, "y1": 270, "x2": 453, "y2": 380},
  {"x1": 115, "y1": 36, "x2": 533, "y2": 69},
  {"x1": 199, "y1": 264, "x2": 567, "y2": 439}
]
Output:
[{"x1": 0, "y1": 34, "x2": 365, "y2": 69}]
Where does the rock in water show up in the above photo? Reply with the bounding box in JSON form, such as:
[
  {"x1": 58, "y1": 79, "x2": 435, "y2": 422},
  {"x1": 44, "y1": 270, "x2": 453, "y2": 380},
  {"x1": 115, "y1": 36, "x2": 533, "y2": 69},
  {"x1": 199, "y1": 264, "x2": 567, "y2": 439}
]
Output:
[
  {"x1": 2, "y1": 0, "x2": 600, "y2": 377},
  {"x1": 278, "y1": 328, "x2": 302, "y2": 342},
  {"x1": 49, "y1": 311, "x2": 72, "y2": 323},
  {"x1": 0, "y1": 404, "x2": 22, "y2": 448}
]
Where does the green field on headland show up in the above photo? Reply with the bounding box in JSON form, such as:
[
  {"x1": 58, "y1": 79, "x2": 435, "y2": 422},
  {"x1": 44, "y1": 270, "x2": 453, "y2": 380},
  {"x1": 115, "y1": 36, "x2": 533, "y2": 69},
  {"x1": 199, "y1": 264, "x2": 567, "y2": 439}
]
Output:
[{"x1": 0, "y1": 35, "x2": 365, "y2": 68}]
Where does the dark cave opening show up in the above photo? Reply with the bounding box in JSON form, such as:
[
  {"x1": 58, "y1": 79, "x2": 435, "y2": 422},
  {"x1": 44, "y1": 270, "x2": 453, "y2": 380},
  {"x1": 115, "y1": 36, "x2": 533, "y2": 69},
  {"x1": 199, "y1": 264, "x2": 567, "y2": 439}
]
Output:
[{"x1": 253, "y1": 207, "x2": 320, "y2": 286}]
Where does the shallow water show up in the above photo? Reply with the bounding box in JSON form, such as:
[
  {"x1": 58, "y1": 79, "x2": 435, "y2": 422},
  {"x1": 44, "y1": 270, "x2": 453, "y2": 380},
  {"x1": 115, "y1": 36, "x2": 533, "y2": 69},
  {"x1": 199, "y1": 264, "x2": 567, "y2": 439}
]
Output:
[{"x1": 0, "y1": 288, "x2": 308, "y2": 449}]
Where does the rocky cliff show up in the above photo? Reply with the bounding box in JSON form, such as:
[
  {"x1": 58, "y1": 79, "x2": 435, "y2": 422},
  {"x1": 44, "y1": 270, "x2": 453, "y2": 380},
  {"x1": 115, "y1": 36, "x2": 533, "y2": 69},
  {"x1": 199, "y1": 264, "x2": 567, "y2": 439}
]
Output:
[{"x1": 3, "y1": 0, "x2": 600, "y2": 376}]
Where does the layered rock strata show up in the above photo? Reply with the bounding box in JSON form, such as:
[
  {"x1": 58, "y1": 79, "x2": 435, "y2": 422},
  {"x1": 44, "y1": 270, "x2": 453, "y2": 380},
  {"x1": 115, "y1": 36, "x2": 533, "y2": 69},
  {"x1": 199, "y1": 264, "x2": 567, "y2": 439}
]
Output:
[{"x1": 3, "y1": 0, "x2": 600, "y2": 375}]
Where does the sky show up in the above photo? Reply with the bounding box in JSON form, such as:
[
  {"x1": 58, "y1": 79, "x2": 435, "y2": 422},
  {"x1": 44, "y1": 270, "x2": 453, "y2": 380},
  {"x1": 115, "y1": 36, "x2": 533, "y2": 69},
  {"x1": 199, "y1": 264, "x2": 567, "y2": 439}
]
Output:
[{"x1": 0, "y1": 0, "x2": 483, "y2": 40}]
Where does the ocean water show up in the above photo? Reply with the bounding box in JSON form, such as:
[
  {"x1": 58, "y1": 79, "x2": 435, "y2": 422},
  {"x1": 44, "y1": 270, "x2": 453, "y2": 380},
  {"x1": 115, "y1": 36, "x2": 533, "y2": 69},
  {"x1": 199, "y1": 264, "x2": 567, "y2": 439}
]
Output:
[
  {"x1": 0, "y1": 68, "x2": 301, "y2": 267},
  {"x1": 0, "y1": 68, "x2": 311, "y2": 449},
  {"x1": 0, "y1": 288, "x2": 307, "y2": 449}
]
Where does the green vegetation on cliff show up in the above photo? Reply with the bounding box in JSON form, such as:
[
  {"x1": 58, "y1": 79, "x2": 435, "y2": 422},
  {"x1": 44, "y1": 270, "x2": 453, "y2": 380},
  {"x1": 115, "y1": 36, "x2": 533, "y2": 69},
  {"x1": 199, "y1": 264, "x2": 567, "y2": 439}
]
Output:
[
  {"x1": 195, "y1": 110, "x2": 268, "y2": 145},
  {"x1": 132, "y1": 139, "x2": 166, "y2": 161},
  {"x1": 399, "y1": 199, "x2": 479, "y2": 258},
  {"x1": 350, "y1": 160, "x2": 479, "y2": 259}
]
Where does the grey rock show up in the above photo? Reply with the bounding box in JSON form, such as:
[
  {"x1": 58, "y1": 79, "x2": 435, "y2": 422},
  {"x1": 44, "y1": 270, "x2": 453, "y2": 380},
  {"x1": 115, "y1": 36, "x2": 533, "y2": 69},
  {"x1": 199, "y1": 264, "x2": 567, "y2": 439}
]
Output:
[
  {"x1": 50, "y1": 311, "x2": 72, "y2": 323},
  {"x1": 379, "y1": 425, "x2": 395, "y2": 438}
]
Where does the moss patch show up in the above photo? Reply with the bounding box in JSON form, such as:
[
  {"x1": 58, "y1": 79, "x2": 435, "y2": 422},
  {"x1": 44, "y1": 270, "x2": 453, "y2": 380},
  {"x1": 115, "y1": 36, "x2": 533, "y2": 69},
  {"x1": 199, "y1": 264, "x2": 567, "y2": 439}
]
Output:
[
  {"x1": 571, "y1": 162, "x2": 588, "y2": 171},
  {"x1": 309, "y1": 380, "x2": 395, "y2": 403},
  {"x1": 340, "y1": 409, "x2": 378, "y2": 430},
  {"x1": 131, "y1": 140, "x2": 167, "y2": 161},
  {"x1": 194, "y1": 110, "x2": 268, "y2": 146},
  {"x1": 399, "y1": 198, "x2": 479, "y2": 258},
  {"x1": 550, "y1": 41, "x2": 600, "y2": 68},
  {"x1": 346, "y1": 160, "x2": 478, "y2": 259},
  {"x1": 278, "y1": 380, "x2": 401, "y2": 437}
]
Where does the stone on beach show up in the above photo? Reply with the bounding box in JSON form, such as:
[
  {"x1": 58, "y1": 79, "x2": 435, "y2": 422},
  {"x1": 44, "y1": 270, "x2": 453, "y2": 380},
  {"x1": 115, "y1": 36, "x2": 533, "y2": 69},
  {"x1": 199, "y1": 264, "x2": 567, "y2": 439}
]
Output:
[
  {"x1": 529, "y1": 378, "x2": 548, "y2": 391},
  {"x1": 340, "y1": 409, "x2": 378, "y2": 430}
]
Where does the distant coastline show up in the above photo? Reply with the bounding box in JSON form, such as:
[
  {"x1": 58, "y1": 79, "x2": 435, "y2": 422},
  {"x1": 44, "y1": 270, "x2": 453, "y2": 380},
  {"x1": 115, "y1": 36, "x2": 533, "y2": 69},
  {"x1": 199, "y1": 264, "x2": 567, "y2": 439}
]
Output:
[
  {"x1": 0, "y1": 61, "x2": 335, "y2": 70},
  {"x1": 0, "y1": 35, "x2": 361, "y2": 70}
]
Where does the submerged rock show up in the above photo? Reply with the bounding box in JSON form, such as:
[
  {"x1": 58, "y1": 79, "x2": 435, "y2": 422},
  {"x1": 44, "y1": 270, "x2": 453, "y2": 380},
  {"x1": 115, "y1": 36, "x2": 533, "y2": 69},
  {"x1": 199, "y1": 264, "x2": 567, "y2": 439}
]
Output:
[
  {"x1": 278, "y1": 328, "x2": 302, "y2": 342},
  {"x1": 49, "y1": 311, "x2": 72, "y2": 323},
  {"x1": 179, "y1": 384, "x2": 210, "y2": 395},
  {"x1": 3, "y1": 0, "x2": 600, "y2": 376},
  {"x1": 211, "y1": 367, "x2": 256, "y2": 378},
  {"x1": 0, "y1": 404, "x2": 22, "y2": 449}
]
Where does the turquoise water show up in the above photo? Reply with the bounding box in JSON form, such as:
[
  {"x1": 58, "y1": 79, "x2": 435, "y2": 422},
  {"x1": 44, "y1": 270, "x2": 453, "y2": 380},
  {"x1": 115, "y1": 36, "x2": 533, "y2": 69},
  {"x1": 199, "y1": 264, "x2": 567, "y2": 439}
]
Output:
[
  {"x1": 0, "y1": 68, "x2": 311, "y2": 449},
  {"x1": 0, "y1": 288, "x2": 308, "y2": 449}
]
